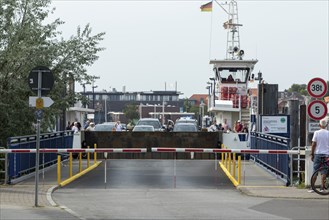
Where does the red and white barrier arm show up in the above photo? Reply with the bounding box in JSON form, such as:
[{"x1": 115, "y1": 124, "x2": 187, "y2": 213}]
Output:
[
  {"x1": 0, "y1": 148, "x2": 147, "y2": 154},
  {"x1": 151, "y1": 148, "x2": 299, "y2": 155}
]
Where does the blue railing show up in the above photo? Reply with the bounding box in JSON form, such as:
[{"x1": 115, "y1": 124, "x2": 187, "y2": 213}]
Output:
[
  {"x1": 250, "y1": 132, "x2": 291, "y2": 185},
  {"x1": 7, "y1": 131, "x2": 74, "y2": 183}
]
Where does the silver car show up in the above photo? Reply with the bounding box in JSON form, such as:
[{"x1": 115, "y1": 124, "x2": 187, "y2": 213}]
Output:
[
  {"x1": 173, "y1": 123, "x2": 198, "y2": 132},
  {"x1": 132, "y1": 125, "x2": 155, "y2": 132},
  {"x1": 136, "y1": 118, "x2": 164, "y2": 131},
  {"x1": 94, "y1": 122, "x2": 116, "y2": 131}
]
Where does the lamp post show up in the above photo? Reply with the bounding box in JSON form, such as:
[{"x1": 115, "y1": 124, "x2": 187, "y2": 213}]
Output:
[
  {"x1": 207, "y1": 82, "x2": 213, "y2": 107},
  {"x1": 91, "y1": 76, "x2": 100, "y2": 109},
  {"x1": 92, "y1": 84, "x2": 98, "y2": 109},
  {"x1": 206, "y1": 86, "x2": 211, "y2": 110},
  {"x1": 162, "y1": 100, "x2": 167, "y2": 125},
  {"x1": 209, "y1": 77, "x2": 216, "y2": 107}
]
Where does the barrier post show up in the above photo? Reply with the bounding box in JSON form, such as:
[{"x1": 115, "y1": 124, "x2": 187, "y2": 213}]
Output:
[
  {"x1": 79, "y1": 153, "x2": 82, "y2": 172},
  {"x1": 69, "y1": 153, "x2": 72, "y2": 177},
  {"x1": 94, "y1": 143, "x2": 97, "y2": 164},
  {"x1": 57, "y1": 155, "x2": 61, "y2": 185},
  {"x1": 232, "y1": 152, "x2": 236, "y2": 178},
  {"x1": 87, "y1": 146, "x2": 90, "y2": 168},
  {"x1": 238, "y1": 155, "x2": 241, "y2": 184},
  {"x1": 228, "y1": 153, "x2": 231, "y2": 174},
  {"x1": 225, "y1": 153, "x2": 228, "y2": 168}
]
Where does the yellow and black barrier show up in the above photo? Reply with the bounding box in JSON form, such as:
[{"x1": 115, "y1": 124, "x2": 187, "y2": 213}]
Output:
[
  {"x1": 57, "y1": 144, "x2": 101, "y2": 187},
  {"x1": 219, "y1": 146, "x2": 241, "y2": 187}
]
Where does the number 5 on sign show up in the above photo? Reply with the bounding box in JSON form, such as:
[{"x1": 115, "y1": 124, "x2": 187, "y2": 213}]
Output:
[{"x1": 307, "y1": 100, "x2": 327, "y2": 120}]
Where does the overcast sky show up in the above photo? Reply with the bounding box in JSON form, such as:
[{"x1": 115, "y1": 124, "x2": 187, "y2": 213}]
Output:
[{"x1": 49, "y1": 0, "x2": 328, "y2": 98}]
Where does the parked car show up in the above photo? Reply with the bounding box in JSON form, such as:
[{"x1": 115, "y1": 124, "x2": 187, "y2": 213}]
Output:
[
  {"x1": 132, "y1": 125, "x2": 155, "y2": 132},
  {"x1": 173, "y1": 122, "x2": 198, "y2": 132},
  {"x1": 135, "y1": 118, "x2": 164, "y2": 131},
  {"x1": 175, "y1": 118, "x2": 198, "y2": 128},
  {"x1": 94, "y1": 122, "x2": 116, "y2": 131}
]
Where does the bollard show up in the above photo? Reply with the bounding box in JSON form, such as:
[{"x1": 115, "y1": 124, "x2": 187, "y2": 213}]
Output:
[
  {"x1": 228, "y1": 153, "x2": 231, "y2": 174},
  {"x1": 69, "y1": 153, "x2": 72, "y2": 177},
  {"x1": 87, "y1": 146, "x2": 90, "y2": 168},
  {"x1": 232, "y1": 152, "x2": 236, "y2": 178},
  {"x1": 94, "y1": 143, "x2": 97, "y2": 164},
  {"x1": 79, "y1": 152, "x2": 82, "y2": 172},
  {"x1": 57, "y1": 155, "x2": 61, "y2": 185},
  {"x1": 238, "y1": 155, "x2": 241, "y2": 184}
]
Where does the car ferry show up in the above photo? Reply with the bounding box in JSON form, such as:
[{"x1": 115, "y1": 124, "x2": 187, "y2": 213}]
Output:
[{"x1": 207, "y1": 0, "x2": 259, "y2": 149}]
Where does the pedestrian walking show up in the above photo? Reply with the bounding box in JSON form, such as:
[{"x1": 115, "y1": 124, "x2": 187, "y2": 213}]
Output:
[{"x1": 308, "y1": 118, "x2": 329, "y2": 193}]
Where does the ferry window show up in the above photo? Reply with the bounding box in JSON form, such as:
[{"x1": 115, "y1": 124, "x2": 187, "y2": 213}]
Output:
[{"x1": 218, "y1": 68, "x2": 249, "y2": 83}]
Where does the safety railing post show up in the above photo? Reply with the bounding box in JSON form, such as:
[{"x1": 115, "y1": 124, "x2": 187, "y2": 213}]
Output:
[
  {"x1": 87, "y1": 146, "x2": 90, "y2": 168},
  {"x1": 69, "y1": 153, "x2": 72, "y2": 177},
  {"x1": 79, "y1": 153, "x2": 82, "y2": 173},
  {"x1": 94, "y1": 143, "x2": 97, "y2": 164},
  {"x1": 228, "y1": 153, "x2": 231, "y2": 174},
  {"x1": 232, "y1": 152, "x2": 236, "y2": 178},
  {"x1": 57, "y1": 155, "x2": 61, "y2": 185},
  {"x1": 238, "y1": 155, "x2": 241, "y2": 185}
]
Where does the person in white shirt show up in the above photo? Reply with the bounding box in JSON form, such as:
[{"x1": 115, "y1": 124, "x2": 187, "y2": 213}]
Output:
[
  {"x1": 71, "y1": 122, "x2": 79, "y2": 133},
  {"x1": 115, "y1": 121, "x2": 122, "y2": 131},
  {"x1": 309, "y1": 118, "x2": 329, "y2": 192}
]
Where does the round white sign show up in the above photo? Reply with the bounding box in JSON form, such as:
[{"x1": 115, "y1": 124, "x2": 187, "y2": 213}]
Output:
[
  {"x1": 307, "y1": 77, "x2": 328, "y2": 98},
  {"x1": 307, "y1": 100, "x2": 328, "y2": 120}
]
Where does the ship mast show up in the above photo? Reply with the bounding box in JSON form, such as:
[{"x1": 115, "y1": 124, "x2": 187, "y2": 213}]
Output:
[{"x1": 223, "y1": 0, "x2": 243, "y2": 60}]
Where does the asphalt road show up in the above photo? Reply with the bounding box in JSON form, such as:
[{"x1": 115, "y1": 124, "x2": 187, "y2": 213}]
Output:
[{"x1": 53, "y1": 160, "x2": 329, "y2": 220}]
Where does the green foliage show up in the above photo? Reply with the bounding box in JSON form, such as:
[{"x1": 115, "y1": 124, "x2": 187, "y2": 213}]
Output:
[
  {"x1": 123, "y1": 103, "x2": 140, "y2": 124},
  {"x1": 287, "y1": 84, "x2": 308, "y2": 96},
  {"x1": 286, "y1": 81, "x2": 329, "y2": 97},
  {"x1": 0, "y1": 0, "x2": 105, "y2": 146}
]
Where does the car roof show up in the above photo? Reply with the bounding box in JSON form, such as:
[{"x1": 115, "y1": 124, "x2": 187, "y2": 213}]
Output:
[{"x1": 138, "y1": 118, "x2": 160, "y2": 121}]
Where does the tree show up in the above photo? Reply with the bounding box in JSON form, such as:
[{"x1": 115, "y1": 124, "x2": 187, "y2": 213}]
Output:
[
  {"x1": 0, "y1": 0, "x2": 105, "y2": 146},
  {"x1": 286, "y1": 81, "x2": 329, "y2": 97},
  {"x1": 287, "y1": 84, "x2": 308, "y2": 96},
  {"x1": 123, "y1": 103, "x2": 140, "y2": 125}
]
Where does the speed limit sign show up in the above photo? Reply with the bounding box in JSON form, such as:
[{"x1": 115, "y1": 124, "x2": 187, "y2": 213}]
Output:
[
  {"x1": 307, "y1": 100, "x2": 328, "y2": 120},
  {"x1": 307, "y1": 77, "x2": 328, "y2": 98}
]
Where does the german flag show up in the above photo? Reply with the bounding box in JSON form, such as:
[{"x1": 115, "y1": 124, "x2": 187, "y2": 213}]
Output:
[{"x1": 200, "y1": 1, "x2": 212, "y2": 12}]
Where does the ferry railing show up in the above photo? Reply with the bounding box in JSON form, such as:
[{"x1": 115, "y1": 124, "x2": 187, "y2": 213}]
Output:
[{"x1": 250, "y1": 132, "x2": 291, "y2": 185}]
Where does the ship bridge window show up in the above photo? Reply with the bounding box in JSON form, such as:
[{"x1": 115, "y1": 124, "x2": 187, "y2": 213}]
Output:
[{"x1": 218, "y1": 68, "x2": 250, "y2": 83}]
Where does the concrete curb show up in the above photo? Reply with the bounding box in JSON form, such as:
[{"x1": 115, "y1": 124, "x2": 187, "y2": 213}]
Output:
[{"x1": 237, "y1": 186, "x2": 329, "y2": 199}]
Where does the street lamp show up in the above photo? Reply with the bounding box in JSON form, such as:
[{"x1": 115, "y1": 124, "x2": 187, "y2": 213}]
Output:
[
  {"x1": 209, "y1": 77, "x2": 216, "y2": 107},
  {"x1": 91, "y1": 76, "x2": 100, "y2": 109},
  {"x1": 92, "y1": 84, "x2": 98, "y2": 109},
  {"x1": 206, "y1": 86, "x2": 211, "y2": 110}
]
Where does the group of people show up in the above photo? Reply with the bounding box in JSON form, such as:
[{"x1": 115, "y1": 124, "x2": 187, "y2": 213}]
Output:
[
  {"x1": 66, "y1": 120, "x2": 95, "y2": 133},
  {"x1": 208, "y1": 119, "x2": 248, "y2": 133}
]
